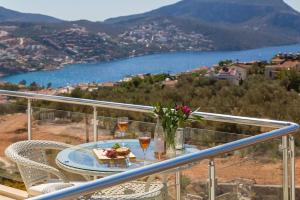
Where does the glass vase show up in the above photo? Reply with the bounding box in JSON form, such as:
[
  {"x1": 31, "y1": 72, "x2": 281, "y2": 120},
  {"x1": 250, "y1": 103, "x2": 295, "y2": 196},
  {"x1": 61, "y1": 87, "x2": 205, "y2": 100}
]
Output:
[
  {"x1": 166, "y1": 144, "x2": 176, "y2": 158},
  {"x1": 154, "y1": 118, "x2": 178, "y2": 158},
  {"x1": 165, "y1": 128, "x2": 177, "y2": 158}
]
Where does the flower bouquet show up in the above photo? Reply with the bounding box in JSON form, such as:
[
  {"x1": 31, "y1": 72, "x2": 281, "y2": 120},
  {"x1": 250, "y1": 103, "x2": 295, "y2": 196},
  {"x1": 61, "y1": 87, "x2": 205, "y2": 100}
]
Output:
[{"x1": 153, "y1": 104, "x2": 202, "y2": 154}]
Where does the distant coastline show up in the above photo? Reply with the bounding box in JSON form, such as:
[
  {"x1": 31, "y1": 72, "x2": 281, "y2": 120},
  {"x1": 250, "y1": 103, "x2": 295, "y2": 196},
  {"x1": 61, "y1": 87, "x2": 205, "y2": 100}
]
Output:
[
  {"x1": 2, "y1": 42, "x2": 300, "y2": 79},
  {"x1": 1, "y1": 43, "x2": 300, "y2": 88}
]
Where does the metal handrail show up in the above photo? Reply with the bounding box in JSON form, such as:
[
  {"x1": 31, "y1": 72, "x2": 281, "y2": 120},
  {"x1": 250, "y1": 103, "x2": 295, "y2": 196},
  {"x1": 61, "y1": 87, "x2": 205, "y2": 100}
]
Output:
[
  {"x1": 0, "y1": 90, "x2": 292, "y2": 128},
  {"x1": 0, "y1": 90, "x2": 298, "y2": 200}
]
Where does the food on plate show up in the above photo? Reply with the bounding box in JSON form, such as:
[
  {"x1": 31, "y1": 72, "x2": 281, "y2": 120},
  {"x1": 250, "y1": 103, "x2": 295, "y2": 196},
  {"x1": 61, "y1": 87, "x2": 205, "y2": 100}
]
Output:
[
  {"x1": 105, "y1": 149, "x2": 117, "y2": 158},
  {"x1": 101, "y1": 145, "x2": 131, "y2": 159},
  {"x1": 116, "y1": 147, "x2": 131, "y2": 156},
  {"x1": 112, "y1": 143, "x2": 121, "y2": 149}
]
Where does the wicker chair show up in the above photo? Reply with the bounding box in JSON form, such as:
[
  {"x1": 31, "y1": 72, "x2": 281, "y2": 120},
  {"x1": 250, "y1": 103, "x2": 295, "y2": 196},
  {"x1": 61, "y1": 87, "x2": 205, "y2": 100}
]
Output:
[
  {"x1": 88, "y1": 180, "x2": 166, "y2": 200},
  {"x1": 5, "y1": 140, "x2": 83, "y2": 196},
  {"x1": 5, "y1": 140, "x2": 166, "y2": 199}
]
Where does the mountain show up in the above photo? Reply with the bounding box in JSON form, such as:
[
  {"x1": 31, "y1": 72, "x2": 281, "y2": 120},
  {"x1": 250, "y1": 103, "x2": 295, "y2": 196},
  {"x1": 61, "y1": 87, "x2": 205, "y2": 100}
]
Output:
[
  {"x1": 1, "y1": 0, "x2": 300, "y2": 76},
  {"x1": 0, "y1": 6, "x2": 62, "y2": 23},
  {"x1": 106, "y1": 0, "x2": 299, "y2": 26},
  {"x1": 105, "y1": 0, "x2": 300, "y2": 49}
]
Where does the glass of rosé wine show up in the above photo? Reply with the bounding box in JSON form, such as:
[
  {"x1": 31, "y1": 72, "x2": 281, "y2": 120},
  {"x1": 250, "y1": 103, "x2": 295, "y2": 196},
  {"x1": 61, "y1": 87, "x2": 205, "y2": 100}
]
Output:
[
  {"x1": 117, "y1": 117, "x2": 129, "y2": 147},
  {"x1": 138, "y1": 132, "x2": 151, "y2": 165}
]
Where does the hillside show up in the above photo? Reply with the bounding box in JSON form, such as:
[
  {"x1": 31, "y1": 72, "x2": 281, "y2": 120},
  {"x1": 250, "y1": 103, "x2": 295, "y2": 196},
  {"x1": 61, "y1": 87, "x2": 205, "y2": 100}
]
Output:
[
  {"x1": 108, "y1": 0, "x2": 297, "y2": 23},
  {"x1": 1, "y1": 1, "x2": 300, "y2": 75},
  {"x1": 106, "y1": 0, "x2": 300, "y2": 46},
  {"x1": 0, "y1": 6, "x2": 62, "y2": 23},
  {"x1": 106, "y1": 0, "x2": 299, "y2": 26}
]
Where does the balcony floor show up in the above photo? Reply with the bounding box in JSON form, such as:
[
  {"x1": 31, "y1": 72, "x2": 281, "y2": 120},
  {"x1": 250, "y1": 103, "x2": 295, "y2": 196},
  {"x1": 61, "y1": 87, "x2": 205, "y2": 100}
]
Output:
[{"x1": 0, "y1": 184, "x2": 28, "y2": 200}]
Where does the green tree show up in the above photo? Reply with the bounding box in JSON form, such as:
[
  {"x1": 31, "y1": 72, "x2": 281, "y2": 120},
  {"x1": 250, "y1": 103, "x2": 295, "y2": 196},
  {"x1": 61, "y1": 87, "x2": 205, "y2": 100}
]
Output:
[
  {"x1": 29, "y1": 82, "x2": 41, "y2": 91},
  {"x1": 18, "y1": 80, "x2": 26, "y2": 85},
  {"x1": 47, "y1": 82, "x2": 52, "y2": 89},
  {"x1": 218, "y1": 59, "x2": 232, "y2": 66},
  {"x1": 279, "y1": 69, "x2": 300, "y2": 92}
]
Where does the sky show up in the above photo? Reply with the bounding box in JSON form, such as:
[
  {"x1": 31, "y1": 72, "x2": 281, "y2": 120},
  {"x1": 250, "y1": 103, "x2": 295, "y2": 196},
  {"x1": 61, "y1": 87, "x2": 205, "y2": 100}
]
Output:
[
  {"x1": 0, "y1": 0, "x2": 299, "y2": 22},
  {"x1": 0, "y1": 0, "x2": 181, "y2": 21}
]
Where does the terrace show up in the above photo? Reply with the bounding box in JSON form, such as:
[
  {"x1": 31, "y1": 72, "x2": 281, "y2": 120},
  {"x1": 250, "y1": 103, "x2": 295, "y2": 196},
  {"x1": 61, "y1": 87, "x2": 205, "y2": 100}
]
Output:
[{"x1": 0, "y1": 89, "x2": 299, "y2": 200}]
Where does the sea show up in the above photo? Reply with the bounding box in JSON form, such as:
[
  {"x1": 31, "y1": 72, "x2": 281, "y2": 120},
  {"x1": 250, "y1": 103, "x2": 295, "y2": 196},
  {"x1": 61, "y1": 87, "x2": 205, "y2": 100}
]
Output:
[{"x1": 1, "y1": 44, "x2": 300, "y2": 88}]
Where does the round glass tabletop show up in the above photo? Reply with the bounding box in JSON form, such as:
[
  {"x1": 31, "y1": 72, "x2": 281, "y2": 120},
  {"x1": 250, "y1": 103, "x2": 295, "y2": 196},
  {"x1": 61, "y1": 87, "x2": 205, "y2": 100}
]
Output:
[{"x1": 56, "y1": 139, "x2": 199, "y2": 174}]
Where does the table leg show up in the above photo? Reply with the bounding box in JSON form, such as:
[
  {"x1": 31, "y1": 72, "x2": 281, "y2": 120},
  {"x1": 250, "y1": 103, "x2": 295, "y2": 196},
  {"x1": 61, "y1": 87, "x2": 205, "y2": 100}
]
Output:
[
  {"x1": 162, "y1": 174, "x2": 168, "y2": 199},
  {"x1": 176, "y1": 170, "x2": 181, "y2": 200}
]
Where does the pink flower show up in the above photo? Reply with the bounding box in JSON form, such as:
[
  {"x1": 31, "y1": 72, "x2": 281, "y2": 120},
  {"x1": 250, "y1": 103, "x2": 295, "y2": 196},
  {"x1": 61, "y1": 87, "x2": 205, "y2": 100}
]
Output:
[{"x1": 182, "y1": 106, "x2": 191, "y2": 115}]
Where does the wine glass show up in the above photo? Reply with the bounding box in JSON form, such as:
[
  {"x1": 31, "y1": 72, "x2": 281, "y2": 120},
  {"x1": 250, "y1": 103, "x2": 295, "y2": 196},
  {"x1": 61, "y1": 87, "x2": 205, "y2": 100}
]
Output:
[
  {"x1": 138, "y1": 132, "x2": 151, "y2": 165},
  {"x1": 117, "y1": 117, "x2": 129, "y2": 146}
]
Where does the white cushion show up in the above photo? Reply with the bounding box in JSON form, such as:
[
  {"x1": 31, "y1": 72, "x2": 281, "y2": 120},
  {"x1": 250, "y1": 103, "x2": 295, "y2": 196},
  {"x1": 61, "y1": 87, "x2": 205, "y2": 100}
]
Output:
[{"x1": 28, "y1": 181, "x2": 83, "y2": 196}]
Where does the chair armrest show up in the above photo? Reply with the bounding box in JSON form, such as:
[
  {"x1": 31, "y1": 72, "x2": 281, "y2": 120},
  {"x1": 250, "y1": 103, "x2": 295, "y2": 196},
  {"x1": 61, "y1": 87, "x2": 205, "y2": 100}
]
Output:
[
  {"x1": 5, "y1": 141, "x2": 71, "y2": 182},
  {"x1": 7, "y1": 149, "x2": 69, "y2": 182},
  {"x1": 31, "y1": 140, "x2": 74, "y2": 151}
]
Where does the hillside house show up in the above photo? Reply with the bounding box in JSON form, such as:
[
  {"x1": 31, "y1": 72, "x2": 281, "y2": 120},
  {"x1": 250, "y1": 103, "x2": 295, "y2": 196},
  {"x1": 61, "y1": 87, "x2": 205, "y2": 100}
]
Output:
[
  {"x1": 163, "y1": 78, "x2": 178, "y2": 87},
  {"x1": 230, "y1": 63, "x2": 253, "y2": 81},
  {"x1": 100, "y1": 82, "x2": 115, "y2": 87},
  {"x1": 265, "y1": 61, "x2": 300, "y2": 79},
  {"x1": 214, "y1": 67, "x2": 241, "y2": 85},
  {"x1": 213, "y1": 62, "x2": 253, "y2": 85}
]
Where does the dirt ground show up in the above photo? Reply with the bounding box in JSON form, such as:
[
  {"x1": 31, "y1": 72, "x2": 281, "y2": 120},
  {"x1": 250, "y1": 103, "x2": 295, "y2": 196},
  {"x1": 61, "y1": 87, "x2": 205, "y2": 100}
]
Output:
[
  {"x1": 183, "y1": 155, "x2": 300, "y2": 185},
  {"x1": 0, "y1": 113, "x2": 299, "y2": 186},
  {"x1": 0, "y1": 113, "x2": 113, "y2": 155}
]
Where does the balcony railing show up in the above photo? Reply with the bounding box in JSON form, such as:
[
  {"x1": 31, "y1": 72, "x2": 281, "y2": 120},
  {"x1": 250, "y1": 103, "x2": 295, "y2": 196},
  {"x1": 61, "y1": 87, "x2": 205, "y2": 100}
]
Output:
[{"x1": 0, "y1": 89, "x2": 299, "y2": 200}]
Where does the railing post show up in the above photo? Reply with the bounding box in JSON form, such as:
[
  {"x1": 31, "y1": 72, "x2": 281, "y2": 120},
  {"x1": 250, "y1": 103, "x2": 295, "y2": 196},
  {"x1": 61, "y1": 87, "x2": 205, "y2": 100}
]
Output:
[
  {"x1": 282, "y1": 136, "x2": 289, "y2": 200},
  {"x1": 289, "y1": 135, "x2": 295, "y2": 200},
  {"x1": 208, "y1": 158, "x2": 216, "y2": 200},
  {"x1": 93, "y1": 106, "x2": 98, "y2": 142},
  {"x1": 175, "y1": 171, "x2": 181, "y2": 200},
  {"x1": 27, "y1": 99, "x2": 32, "y2": 140}
]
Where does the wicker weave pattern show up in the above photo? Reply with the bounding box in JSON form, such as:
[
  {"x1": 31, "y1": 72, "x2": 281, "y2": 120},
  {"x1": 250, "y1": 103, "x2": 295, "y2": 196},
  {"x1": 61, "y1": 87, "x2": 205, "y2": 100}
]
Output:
[
  {"x1": 5, "y1": 140, "x2": 73, "y2": 191},
  {"x1": 89, "y1": 181, "x2": 165, "y2": 200},
  {"x1": 41, "y1": 182, "x2": 74, "y2": 194}
]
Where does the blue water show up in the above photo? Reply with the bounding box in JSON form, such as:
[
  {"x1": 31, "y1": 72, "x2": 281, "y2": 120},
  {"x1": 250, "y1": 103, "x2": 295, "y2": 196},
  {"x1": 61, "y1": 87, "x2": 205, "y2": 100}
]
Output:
[{"x1": 1, "y1": 44, "x2": 300, "y2": 88}]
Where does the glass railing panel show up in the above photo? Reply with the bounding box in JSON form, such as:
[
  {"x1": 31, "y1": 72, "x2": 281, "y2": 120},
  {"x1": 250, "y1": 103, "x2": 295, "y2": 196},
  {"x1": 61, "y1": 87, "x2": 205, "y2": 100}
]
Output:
[
  {"x1": 184, "y1": 128, "x2": 249, "y2": 148},
  {"x1": 178, "y1": 129, "x2": 249, "y2": 200},
  {"x1": 96, "y1": 116, "x2": 156, "y2": 141},
  {"x1": 32, "y1": 109, "x2": 158, "y2": 144},
  {"x1": 214, "y1": 139, "x2": 283, "y2": 200},
  {"x1": 96, "y1": 116, "x2": 117, "y2": 140},
  {"x1": 31, "y1": 108, "x2": 96, "y2": 181},
  {"x1": 32, "y1": 107, "x2": 93, "y2": 144},
  {"x1": 0, "y1": 102, "x2": 27, "y2": 189},
  {"x1": 179, "y1": 160, "x2": 209, "y2": 200}
]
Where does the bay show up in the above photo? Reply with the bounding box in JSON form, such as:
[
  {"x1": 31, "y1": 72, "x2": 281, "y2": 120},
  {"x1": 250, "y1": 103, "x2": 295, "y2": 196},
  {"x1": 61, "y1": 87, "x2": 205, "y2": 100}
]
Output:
[{"x1": 1, "y1": 44, "x2": 300, "y2": 88}]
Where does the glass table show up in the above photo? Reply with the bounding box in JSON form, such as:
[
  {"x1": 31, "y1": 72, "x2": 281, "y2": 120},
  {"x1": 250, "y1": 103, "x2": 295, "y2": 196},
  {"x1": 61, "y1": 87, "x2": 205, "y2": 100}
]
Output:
[{"x1": 56, "y1": 139, "x2": 199, "y2": 176}]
